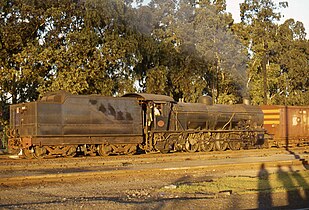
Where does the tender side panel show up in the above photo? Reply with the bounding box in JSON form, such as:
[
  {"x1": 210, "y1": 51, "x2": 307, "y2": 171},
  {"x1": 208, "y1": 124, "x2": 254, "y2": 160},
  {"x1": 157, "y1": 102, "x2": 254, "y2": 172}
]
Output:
[
  {"x1": 12, "y1": 95, "x2": 144, "y2": 146},
  {"x1": 61, "y1": 96, "x2": 143, "y2": 136},
  {"x1": 37, "y1": 103, "x2": 62, "y2": 135}
]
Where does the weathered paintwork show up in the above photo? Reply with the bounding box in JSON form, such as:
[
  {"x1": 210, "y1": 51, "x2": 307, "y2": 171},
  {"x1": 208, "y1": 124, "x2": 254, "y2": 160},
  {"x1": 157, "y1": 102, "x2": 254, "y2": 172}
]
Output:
[
  {"x1": 261, "y1": 105, "x2": 309, "y2": 146},
  {"x1": 9, "y1": 91, "x2": 143, "y2": 147},
  {"x1": 173, "y1": 102, "x2": 264, "y2": 131},
  {"x1": 11, "y1": 91, "x2": 308, "y2": 158}
]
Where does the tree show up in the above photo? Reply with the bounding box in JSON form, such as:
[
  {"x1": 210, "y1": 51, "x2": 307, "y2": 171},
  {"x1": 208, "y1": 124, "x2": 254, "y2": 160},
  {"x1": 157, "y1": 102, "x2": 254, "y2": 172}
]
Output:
[
  {"x1": 273, "y1": 19, "x2": 309, "y2": 105},
  {"x1": 234, "y1": 0, "x2": 282, "y2": 105},
  {"x1": 233, "y1": 0, "x2": 308, "y2": 105},
  {"x1": 143, "y1": 0, "x2": 247, "y2": 103},
  {"x1": 0, "y1": 0, "x2": 49, "y2": 104},
  {"x1": 1, "y1": 0, "x2": 306, "y2": 108}
]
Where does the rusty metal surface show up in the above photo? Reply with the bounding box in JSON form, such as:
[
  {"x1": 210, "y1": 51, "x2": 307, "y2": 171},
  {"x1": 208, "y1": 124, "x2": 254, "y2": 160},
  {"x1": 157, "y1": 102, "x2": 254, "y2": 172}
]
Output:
[{"x1": 261, "y1": 105, "x2": 309, "y2": 143}]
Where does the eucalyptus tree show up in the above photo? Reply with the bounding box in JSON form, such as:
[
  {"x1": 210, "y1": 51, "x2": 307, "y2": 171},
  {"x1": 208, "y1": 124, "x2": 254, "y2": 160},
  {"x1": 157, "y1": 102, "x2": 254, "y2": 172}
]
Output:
[
  {"x1": 273, "y1": 19, "x2": 309, "y2": 105},
  {"x1": 0, "y1": 0, "x2": 55, "y2": 123},
  {"x1": 233, "y1": 0, "x2": 308, "y2": 105},
  {"x1": 121, "y1": 0, "x2": 204, "y2": 101},
  {"x1": 233, "y1": 0, "x2": 281, "y2": 105},
  {"x1": 0, "y1": 0, "x2": 49, "y2": 104},
  {"x1": 37, "y1": 0, "x2": 140, "y2": 96},
  {"x1": 193, "y1": 0, "x2": 248, "y2": 103},
  {"x1": 142, "y1": 0, "x2": 247, "y2": 103}
]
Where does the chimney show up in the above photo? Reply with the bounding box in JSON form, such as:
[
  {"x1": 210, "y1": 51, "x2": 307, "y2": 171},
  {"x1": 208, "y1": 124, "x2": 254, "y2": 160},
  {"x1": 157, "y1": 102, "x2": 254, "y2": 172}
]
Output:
[{"x1": 243, "y1": 98, "x2": 251, "y2": 105}]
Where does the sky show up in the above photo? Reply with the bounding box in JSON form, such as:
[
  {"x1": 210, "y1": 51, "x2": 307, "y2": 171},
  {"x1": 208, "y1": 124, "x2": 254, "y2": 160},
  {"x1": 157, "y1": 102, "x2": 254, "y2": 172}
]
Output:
[{"x1": 226, "y1": 0, "x2": 309, "y2": 38}]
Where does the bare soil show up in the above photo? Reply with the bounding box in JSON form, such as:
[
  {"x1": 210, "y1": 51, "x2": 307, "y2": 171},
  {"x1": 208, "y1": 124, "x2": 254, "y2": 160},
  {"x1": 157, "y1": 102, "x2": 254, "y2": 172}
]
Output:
[{"x1": 0, "y1": 149, "x2": 308, "y2": 209}]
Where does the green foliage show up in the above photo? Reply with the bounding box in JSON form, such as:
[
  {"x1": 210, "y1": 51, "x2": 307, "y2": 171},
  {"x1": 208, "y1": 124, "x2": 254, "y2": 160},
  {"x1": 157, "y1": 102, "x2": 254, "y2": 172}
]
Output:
[
  {"x1": 145, "y1": 66, "x2": 167, "y2": 94},
  {"x1": 0, "y1": 0, "x2": 308, "y2": 116},
  {"x1": 234, "y1": 0, "x2": 308, "y2": 105},
  {"x1": 145, "y1": 0, "x2": 246, "y2": 102}
]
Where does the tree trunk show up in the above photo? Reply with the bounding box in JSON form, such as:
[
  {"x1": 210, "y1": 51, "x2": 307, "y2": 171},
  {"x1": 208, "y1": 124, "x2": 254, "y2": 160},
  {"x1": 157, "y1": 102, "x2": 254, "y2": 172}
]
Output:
[{"x1": 262, "y1": 42, "x2": 268, "y2": 105}]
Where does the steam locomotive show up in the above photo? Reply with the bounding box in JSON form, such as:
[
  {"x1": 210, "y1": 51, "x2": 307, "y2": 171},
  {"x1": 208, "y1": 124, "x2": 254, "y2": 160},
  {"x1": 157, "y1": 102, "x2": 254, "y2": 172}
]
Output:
[{"x1": 7, "y1": 91, "x2": 270, "y2": 158}]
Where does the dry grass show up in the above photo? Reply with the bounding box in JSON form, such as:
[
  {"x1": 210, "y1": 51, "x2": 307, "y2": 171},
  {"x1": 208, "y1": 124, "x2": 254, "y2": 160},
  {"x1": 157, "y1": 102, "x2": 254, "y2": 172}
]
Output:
[{"x1": 162, "y1": 170, "x2": 309, "y2": 195}]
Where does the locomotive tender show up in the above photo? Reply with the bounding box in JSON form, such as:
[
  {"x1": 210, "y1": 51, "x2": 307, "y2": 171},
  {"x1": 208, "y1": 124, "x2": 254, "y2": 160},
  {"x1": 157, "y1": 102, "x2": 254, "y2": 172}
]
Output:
[{"x1": 7, "y1": 91, "x2": 266, "y2": 158}]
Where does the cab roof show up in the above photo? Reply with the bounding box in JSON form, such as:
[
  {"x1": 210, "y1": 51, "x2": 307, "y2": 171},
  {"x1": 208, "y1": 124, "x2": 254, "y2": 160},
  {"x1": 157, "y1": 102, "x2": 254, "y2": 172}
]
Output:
[{"x1": 122, "y1": 93, "x2": 175, "y2": 103}]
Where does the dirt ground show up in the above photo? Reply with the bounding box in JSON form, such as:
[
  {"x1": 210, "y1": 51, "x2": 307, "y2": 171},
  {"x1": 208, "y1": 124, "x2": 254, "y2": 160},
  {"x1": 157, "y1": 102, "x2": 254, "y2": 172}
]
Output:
[
  {"x1": 0, "y1": 167, "x2": 308, "y2": 209},
  {"x1": 0, "y1": 149, "x2": 308, "y2": 209}
]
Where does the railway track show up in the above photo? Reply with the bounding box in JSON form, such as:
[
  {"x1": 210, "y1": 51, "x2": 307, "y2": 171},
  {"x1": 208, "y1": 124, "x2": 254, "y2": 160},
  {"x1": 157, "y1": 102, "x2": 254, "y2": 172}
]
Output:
[
  {"x1": 1, "y1": 147, "x2": 307, "y2": 164},
  {"x1": 0, "y1": 148, "x2": 308, "y2": 186}
]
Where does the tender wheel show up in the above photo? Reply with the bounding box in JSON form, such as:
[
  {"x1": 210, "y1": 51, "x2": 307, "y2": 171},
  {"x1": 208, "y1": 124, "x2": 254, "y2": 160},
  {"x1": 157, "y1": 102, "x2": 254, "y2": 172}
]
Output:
[
  {"x1": 23, "y1": 147, "x2": 35, "y2": 159},
  {"x1": 88, "y1": 145, "x2": 97, "y2": 156},
  {"x1": 66, "y1": 146, "x2": 77, "y2": 157},
  {"x1": 124, "y1": 145, "x2": 137, "y2": 155},
  {"x1": 214, "y1": 133, "x2": 228, "y2": 151},
  {"x1": 98, "y1": 144, "x2": 112, "y2": 156},
  {"x1": 33, "y1": 146, "x2": 47, "y2": 158}
]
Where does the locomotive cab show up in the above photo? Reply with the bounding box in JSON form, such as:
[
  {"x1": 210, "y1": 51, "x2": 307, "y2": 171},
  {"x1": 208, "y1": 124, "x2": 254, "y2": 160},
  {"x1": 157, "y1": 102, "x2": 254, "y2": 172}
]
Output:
[
  {"x1": 152, "y1": 102, "x2": 172, "y2": 131},
  {"x1": 122, "y1": 93, "x2": 174, "y2": 132}
]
